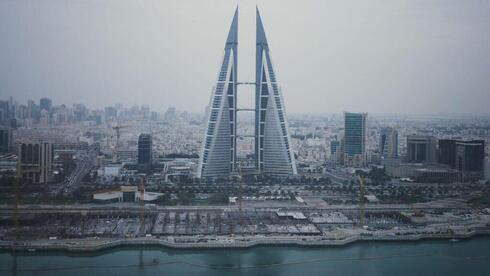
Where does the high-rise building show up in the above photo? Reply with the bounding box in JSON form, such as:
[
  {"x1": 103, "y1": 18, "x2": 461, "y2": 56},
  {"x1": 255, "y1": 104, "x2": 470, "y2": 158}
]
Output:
[
  {"x1": 330, "y1": 140, "x2": 339, "y2": 156},
  {"x1": 438, "y1": 139, "x2": 485, "y2": 180},
  {"x1": 330, "y1": 139, "x2": 343, "y2": 163},
  {"x1": 39, "y1": 109, "x2": 50, "y2": 125},
  {"x1": 141, "y1": 104, "x2": 150, "y2": 118},
  {"x1": 17, "y1": 140, "x2": 53, "y2": 184},
  {"x1": 104, "y1": 106, "x2": 117, "y2": 120},
  {"x1": 484, "y1": 157, "x2": 490, "y2": 182},
  {"x1": 0, "y1": 126, "x2": 12, "y2": 153},
  {"x1": 73, "y1": 104, "x2": 88, "y2": 122},
  {"x1": 27, "y1": 99, "x2": 40, "y2": 121},
  {"x1": 138, "y1": 134, "x2": 153, "y2": 165},
  {"x1": 438, "y1": 139, "x2": 457, "y2": 167},
  {"x1": 0, "y1": 100, "x2": 11, "y2": 124},
  {"x1": 407, "y1": 135, "x2": 437, "y2": 164},
  {"x1": 164, "y1": 107, "x2": 177, "y2": 122},
  {"x1": 198, "y1": 8, "x2": 238, "y2": 179},
  {"x1": 343, "y1": 112, "x2": 367, "y2": 167},
  {"x1": 379, "y1": 127, "x2": 398, "y2": 158},
  {"x1": 198, "y1": 8, "x2": 296, "y2": 179},
  {"x1": 39, "y1": 97, "x2": 52, "y2": 112},
  {"x1": 255, "y1": 8, "x2": 296, "y2": 177},
  {"x1": 456, "y1": 140, "x2": 485, "y2": 181}
]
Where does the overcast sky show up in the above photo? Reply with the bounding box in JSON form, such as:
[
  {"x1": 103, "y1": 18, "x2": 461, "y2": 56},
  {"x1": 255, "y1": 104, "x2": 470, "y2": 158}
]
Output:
[{"x1": 0, "y1": 0, "x2": 489, "y2": 114}]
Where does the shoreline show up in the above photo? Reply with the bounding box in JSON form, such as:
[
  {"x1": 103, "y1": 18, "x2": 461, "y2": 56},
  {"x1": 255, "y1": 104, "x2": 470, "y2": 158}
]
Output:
[{"x1": 2, "y1": 230, "x2": 490, "y2": 253}]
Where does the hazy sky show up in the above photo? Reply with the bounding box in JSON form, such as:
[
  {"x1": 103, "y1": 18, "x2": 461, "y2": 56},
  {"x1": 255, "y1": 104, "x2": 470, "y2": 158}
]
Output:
[{"x1": 0, "y1": 0, "x2": 489, "y2": 114}]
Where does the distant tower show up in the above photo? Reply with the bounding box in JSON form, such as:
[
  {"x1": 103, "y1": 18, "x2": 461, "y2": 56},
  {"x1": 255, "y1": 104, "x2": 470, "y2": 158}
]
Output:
[
  {"x1": 104, "y1": 106, "x2": 117, "y2": 121},
  {"x1": 0, "y1": 126, "x2": 13, "y2": 153},
  {"x1": 330, "y1": 140, "x2": 340, "y2": 156},
  {"x1": 138, "y1": 134, "x2": 153, "y2": 165},
  {"x1": 164, "y1": 107, "x2": 177, "y2": 122},
  {"x1": 438, "y1": 139, "x2": 457, "y2": 167},
  {"x1": 379, "y1": 127, "x2": 398, "y2": 158},
  {"x1": 39, "y1": 98, "x2": 52, "y2": 112},
  {"x1": 344, "y1": 112, "x2": 368, "y2": 167}
]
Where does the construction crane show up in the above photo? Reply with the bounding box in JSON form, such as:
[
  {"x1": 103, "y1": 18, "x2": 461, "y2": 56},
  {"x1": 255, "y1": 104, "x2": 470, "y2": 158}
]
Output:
[
  {"x1": 237, "y1": 166, "x2": 244, "y2": 214},
  {"x1": 137, "y1": 176, "x2": 146, "y2": 268},
  {"x1": 229, "y1": 164, "x2": 245, "y2": 237},
  {"x1": 139, "y1": 176, "x2": 146, "y2": 236},
  {"x1": 358, "y1": 175, "x2": 366, "y2": 227},
  {"x1": 14, "y1": 177, "x2": 19, "y2": 240},
  {"x1": 111, "y1": 124, "x2": 127, "y2": 163}
]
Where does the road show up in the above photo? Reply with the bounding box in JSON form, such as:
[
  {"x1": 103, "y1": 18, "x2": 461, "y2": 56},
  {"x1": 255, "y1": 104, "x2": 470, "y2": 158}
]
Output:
[
  {"x1": 53, "y1": 145, "x2": 98, "y2": 196},
  {"x1": 323, "y1": 170, "x2": 354, "y2": 185}
]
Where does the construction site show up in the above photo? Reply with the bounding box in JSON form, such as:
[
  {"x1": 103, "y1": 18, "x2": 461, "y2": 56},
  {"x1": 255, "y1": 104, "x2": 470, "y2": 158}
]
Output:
[
  {"x1": 1, "y1": 204, "x2": 489, "y2": 242},
  {"x1": 0, "y1": 177, "x2": 415, "y2": 240}
]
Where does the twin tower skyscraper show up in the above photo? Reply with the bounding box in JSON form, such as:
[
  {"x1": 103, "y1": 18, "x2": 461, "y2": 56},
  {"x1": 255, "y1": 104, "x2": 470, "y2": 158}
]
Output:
[{"x1": 198, "y1": 8, "x2": 297, "y2": 179}]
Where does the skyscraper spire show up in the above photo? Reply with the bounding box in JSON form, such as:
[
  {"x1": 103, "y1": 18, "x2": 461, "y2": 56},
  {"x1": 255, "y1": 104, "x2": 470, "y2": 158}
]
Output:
[
  {"x1": 256, "y1": 7, "x2": 268, "y2": 48},
  {"x1": 197, "y1": 8, "x2": 238, "y2": 179},
  {"x1": 226, "y1": 7, "x2": 238, "y2": 45}
]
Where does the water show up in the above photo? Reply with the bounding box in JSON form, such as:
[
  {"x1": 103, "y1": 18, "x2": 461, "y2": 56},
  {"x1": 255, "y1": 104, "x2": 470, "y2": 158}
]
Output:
[{"x1": 1, "y1": 237, "x2": 490, "y2": 276}]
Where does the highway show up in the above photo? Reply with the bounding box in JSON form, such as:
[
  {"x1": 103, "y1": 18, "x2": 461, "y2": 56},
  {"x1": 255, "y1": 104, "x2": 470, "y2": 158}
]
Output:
[
  {"x1": 323, "y1": 170, "x2": 354, "y2": 185},
  {"x1": 54, "y1": 145, "x2": 98, "y2": 196}
]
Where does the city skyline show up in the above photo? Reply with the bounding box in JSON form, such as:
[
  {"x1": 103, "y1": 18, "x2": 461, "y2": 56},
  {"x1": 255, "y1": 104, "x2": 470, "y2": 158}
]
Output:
[
  {"x1": 1, "y1": 0, "x2": 489, "y2": 114},
  {"x1": 1, "y1": 1, "x2": 490, "y2": 273}
]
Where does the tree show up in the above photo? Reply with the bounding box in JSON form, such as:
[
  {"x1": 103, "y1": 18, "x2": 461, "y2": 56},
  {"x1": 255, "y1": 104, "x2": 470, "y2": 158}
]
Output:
[
  {"x1": 177, "y1": 191, "x2": 195, "y2": 205},
  {"x1": 209, "y1": 192, "x2": 229, "y2": 204}
]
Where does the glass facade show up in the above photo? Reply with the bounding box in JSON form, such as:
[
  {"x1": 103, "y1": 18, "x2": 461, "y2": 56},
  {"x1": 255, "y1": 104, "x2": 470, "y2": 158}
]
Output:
[
  {"x1": 344, "y1": 112, "x2": 367, "y2": 155},
  {"x1": 198, "y1": 9, "x2": 238, "y2": 179},
  {"x1": 407, "y1": 135, "x2": 437, "y2": 164},
  {"x1": 255, "y1": 8, "x2": 297, "y2": 177},
  {"x1": 199, "y1": 8, "x2": 297, "y2": 179},
  {"x1": 137, "y1": 133, "x2": 152, "y2": 165}
]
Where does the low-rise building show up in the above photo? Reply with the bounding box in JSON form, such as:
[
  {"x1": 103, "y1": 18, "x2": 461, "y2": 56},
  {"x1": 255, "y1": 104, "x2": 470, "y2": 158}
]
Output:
[
  {"x1": 93, "y1": 186, "x2": 163, "y2": 203},
  {"x1": 384, "y1": 162, "x2": 459, "y2": 183}
]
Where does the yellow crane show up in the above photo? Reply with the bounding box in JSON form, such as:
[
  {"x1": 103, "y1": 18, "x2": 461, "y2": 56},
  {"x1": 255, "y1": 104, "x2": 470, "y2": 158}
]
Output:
[
  {"x1": 14, "y1": 177, "x2": 19, "y2": 240},
  {"x1": 111, "y1": 124, "x2": 127, "y2": 163},
  {"x1": 139, "y1": 176, "x2": 146, "y2": 236},
  {"x1": 237, "y1": 166, "x2": 244, "y2": 214},
  {"x1": 231, "y1": 164, "x2": 246, "y2": 236},
  {"x1": 358, "y1": 175, "x2": 366, "y2": 227}
]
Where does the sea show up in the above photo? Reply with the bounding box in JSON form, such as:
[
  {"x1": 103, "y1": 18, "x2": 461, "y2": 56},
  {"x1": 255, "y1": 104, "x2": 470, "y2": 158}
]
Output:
[{"x1": 1, "y1": 237, "x2": 490, "y2": 276}]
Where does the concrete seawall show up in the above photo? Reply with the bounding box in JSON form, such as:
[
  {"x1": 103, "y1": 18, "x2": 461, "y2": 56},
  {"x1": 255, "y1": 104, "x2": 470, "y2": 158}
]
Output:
[{"x1": 2, "y1": 230, "x2": 490, "y2": 252}]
